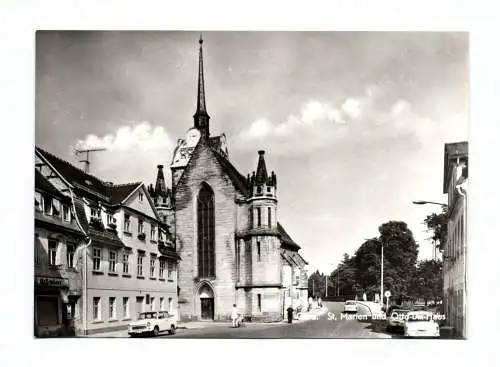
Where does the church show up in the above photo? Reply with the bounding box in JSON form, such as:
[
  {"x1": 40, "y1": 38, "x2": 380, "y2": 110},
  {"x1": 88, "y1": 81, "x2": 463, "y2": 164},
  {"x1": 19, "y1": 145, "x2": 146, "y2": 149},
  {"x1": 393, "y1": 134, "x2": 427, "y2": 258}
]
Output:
[{"x1": 147, "y1": 36, "x2": 309, "y2": 322}]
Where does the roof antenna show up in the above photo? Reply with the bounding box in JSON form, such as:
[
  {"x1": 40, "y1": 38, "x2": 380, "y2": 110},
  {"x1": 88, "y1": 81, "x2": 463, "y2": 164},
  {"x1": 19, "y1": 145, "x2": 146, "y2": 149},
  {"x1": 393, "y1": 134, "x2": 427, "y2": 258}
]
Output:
[{"x1": 74, "y1": 147, "x2": 107, "y2": 173}]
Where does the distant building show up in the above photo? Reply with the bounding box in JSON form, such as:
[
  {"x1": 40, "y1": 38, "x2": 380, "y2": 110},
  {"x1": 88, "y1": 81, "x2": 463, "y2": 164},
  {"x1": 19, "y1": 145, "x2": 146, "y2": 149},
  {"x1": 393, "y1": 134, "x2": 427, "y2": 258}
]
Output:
[
  {"x1": 148, "y1": 36, "x2": 309, "y2": 322},
  {"x1": 442, "y1": 141, "x2": 468, "y2": 338},
  {"x1": 35, "y1": 148, "x2": 179, "y2": 335}
]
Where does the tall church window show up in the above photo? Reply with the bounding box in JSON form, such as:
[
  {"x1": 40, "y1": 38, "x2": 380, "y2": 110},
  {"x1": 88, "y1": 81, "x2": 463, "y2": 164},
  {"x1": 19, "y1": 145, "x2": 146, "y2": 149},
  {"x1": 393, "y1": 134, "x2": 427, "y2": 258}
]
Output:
[
  {"x1": 268, "y1": 207, "x2": 271, "y2": 228},
  {"x1": 257, "y1": 207, "x2": 261, "y2": 227},
  {"x1": 197, "y1": 184, "x2": 215, "y2": 277}
]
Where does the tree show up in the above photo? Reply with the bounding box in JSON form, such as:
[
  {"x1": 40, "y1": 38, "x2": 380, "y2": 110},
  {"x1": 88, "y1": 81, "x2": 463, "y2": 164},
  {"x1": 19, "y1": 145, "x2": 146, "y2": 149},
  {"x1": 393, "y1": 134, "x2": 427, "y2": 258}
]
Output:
[
  {"x1": 331, "y1": 253, "x2": 360, "y2": 298},
  {"x1": 308, "y1": 270, "x2": 326, "y2": 299},
  {"x1": 353, "y1": 221, "x2": 419, "y2": 301},
  {"x1": 409, "y1": 259, "x2": 443, "y2": 304},
  {"x1": 423, "y1": 208, "x2": 448, "y2": 252}
]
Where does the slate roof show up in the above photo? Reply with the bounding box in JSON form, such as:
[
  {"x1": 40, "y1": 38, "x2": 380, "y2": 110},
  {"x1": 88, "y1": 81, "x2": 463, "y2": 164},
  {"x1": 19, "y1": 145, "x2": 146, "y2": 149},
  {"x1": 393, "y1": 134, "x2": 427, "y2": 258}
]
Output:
[
  {"x1": 35, "y1": 169, "x2": 65, "y2": 199},
  {"x1": 36, "y1": 147, "x2": 140, "y2": 205},
  {"x1": 210, "y1": 148, "x2": 249, "y2": 195},
  {"x1": 88, "y1": 227, "x2": 125, "y2": 248},
  {"x1": 277, "y1": 222, "x2": 301, "y2": 250}
]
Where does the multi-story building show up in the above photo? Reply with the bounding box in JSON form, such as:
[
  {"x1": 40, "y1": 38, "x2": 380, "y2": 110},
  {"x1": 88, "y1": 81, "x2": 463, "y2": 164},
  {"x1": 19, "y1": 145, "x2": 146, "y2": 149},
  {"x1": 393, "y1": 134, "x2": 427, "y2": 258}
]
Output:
[
  {"x1": 35, "y1": 147, "x2": 180, "y2": 335},
  {"x1": 148, "y1": 36, "x2": 309, "y2": 322},
  {"x1": 34, "y1": 170, "x2": 86, "y2": 337},
  {"x1": 442, "y1": 141, "x2": 468, "y2": 338}
]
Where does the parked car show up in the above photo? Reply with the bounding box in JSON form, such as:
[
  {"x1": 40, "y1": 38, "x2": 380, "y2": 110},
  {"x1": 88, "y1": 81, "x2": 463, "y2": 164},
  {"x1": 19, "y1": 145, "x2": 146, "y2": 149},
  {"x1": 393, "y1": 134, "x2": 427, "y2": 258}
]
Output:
[
  {"x1": 343, "y1": 300, "x2": 357, "y2": 313},
  {"x1": 403, "y1": 311, "x2": 440, "y2": 338},
  {"x1": 386, "y1": 309, "x2": 409, "y2": 332},
  {"x1": 128, "y1": 311, "x2": 177, "y2": 337}
]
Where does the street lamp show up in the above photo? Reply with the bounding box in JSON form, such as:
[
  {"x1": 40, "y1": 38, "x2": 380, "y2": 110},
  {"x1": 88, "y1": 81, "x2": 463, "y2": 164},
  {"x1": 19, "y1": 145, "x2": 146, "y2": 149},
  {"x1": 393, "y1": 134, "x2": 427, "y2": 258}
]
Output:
[
  {"x1": 412, "y1": 200, "x2": 448, "y2": 208},
  {"x1": 412, "y1": 200, "x2": 449, "y2": 259}
]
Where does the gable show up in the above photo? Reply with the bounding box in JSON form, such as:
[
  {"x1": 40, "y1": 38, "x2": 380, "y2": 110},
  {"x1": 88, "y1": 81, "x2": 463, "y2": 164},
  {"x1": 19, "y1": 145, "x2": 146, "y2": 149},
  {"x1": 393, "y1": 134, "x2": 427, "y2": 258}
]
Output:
[{"x1": 122, "y1": 184, "x2": 158, "y2": 220}]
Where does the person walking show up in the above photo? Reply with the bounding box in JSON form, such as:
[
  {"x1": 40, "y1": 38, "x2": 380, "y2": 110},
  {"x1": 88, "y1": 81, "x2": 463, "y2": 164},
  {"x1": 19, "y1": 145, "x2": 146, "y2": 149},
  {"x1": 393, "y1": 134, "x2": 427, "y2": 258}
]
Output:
[
  {"x1": 308, "y1": 296, "x2": 313, "y2": 312},
  {"x1": 231, "y1": 304, "x2": 238, "y2": 328},
  {"x1": 287, "y1": 305, "x2": 294, "y2": 324}
]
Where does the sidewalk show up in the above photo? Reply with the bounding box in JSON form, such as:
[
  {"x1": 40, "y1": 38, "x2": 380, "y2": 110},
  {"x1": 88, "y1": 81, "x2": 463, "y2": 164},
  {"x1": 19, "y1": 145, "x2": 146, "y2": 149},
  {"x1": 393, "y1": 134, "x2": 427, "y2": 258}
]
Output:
[
  {"x1": 295, "y1": 305, "x2": 328, "y2": 322},
  {"x1": 82, "y1": 321, "x2": 231, "y2": 338}
]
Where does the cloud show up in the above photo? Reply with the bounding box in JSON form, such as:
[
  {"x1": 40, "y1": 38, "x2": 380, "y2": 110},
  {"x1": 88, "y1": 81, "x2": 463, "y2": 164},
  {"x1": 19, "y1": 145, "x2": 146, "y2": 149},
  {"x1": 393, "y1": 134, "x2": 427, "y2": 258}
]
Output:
[
  {"x1": 235, "y1": 84, "x2": 442, "y2": 155},
  {"x1": 72, "y1": 121, "x2": 175, "y2": 184}
]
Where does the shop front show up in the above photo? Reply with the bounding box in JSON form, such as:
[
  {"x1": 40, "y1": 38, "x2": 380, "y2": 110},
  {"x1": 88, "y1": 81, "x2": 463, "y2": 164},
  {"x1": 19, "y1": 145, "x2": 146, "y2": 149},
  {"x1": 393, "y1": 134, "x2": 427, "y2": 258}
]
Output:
[{"x1": 35, "y1": 276, "x2": 72, "y2": 337}]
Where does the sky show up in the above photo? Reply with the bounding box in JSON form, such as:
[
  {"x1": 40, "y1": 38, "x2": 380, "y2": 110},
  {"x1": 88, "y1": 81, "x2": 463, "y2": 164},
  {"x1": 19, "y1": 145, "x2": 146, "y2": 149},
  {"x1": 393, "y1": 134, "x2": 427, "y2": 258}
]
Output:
[{"x1": 35, "y1": 31, "x2": 469, "y2": 273}]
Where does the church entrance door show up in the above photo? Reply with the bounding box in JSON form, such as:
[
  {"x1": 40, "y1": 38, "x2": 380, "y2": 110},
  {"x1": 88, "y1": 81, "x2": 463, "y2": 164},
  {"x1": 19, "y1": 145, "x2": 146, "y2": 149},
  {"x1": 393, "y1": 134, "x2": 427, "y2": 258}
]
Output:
[
  {"x1": 199, "y1": 284, "x2": 215, "y2": 320},
  {"x1": 200, "y1": 298, "x2": 214, "y2": 320}
]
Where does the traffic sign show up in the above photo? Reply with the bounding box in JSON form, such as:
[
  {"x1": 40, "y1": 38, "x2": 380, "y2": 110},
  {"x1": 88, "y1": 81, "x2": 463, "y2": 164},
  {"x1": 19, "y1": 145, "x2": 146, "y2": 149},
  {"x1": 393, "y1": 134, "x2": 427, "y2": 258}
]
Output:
[{"x1": 384, "y1": 290, "x2": 391, "y2": 298}]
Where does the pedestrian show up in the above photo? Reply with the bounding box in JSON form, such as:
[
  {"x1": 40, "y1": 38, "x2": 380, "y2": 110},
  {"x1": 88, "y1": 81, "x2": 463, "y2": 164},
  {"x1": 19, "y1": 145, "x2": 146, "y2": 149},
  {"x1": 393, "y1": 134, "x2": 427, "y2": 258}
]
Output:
[
  {"x1": 308, "y1": 296, "x2": 313, "y2": 311},
  {"x1": 318, "y1": 297, "x2": 322, "y2": 307},
  {"x1": 287, "y1": 305, "x2": 294, "y2": 324},
  {"x1": 231, "y1": 304, "x2": 238, "y2": 328}
]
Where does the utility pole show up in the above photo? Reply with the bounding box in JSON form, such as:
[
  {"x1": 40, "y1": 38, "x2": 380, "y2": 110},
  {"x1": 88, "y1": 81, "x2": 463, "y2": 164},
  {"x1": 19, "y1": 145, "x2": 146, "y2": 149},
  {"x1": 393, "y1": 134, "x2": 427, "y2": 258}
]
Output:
[
  {"x1": 325, "y1": 274, "x2": 328, "y2": 298},
  {"x1": 75, "y1": 148, "x2": 106, "y2": 174}
]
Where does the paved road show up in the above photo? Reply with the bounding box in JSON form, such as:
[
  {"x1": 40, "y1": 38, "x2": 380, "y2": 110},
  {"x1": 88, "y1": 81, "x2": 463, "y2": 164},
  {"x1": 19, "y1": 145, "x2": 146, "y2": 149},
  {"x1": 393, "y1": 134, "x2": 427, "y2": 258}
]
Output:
[{"x1": 160, "y1": 302, "x2": 394, "y2": 339}]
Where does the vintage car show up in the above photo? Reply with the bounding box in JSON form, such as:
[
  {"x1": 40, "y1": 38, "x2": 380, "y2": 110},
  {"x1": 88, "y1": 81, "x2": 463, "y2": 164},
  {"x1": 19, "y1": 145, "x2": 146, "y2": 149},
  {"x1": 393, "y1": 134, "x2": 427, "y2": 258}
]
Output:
[
  {"x1": 128, "y1": 311, "x2": 177, "y2": 337},
  {"x1": 403, "y1": 311, "x2": 440, "y2": 338},
  {"x1": 386, "y1": 309, "x2": 410, "y2": 332},
  {"x1": 343, "y1": 300, "x2": 357, "y2": 314}
]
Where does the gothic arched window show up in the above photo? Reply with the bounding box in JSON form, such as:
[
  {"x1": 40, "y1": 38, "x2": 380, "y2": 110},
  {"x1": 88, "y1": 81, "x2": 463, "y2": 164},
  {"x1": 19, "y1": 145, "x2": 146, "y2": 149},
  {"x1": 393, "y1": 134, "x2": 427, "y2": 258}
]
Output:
[{"x1": 197, "y1": 184, "x2": 215, "y2": 277}]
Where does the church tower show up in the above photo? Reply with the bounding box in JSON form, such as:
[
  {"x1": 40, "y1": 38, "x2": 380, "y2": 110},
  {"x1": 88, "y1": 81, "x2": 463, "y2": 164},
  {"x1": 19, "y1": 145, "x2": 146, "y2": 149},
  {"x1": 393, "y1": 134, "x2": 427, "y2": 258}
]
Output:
[
  {"x1": 148, "y1": 165, "x2": 174, "y2": 228},
  {"x1": 236, "y1": 150, "x2": 283, "y2": 321}
]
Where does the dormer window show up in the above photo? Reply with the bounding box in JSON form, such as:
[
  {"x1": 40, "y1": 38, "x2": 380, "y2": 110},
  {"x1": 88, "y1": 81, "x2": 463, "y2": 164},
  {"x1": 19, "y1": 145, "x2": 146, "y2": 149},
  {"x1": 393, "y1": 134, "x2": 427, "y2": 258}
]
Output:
[
  {"x1": 90, "y1": 208, "x2": 98, "y2": 218},
  {"x1": 138, "y1": 192, "x2": 144, "y2": 202},
  {"x1": 52, "y1": 199, "x2": 61, "y2": 217},
  {"x1": 43, "y1": 195, "x2": 52, "y2": 215},
  {"x1": 35, "y1": 192, "x2": 43, "y2": 211},
  {"x1": 63, "y1": 205, "x2": 71, "y2": 222}
]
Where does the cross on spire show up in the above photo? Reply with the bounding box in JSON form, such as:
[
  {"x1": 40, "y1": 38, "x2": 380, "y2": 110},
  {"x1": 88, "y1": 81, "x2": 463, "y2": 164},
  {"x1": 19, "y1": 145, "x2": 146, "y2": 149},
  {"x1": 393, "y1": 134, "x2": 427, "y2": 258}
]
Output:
[{"x1": 193, "y1": 33, "x2": 210, "y2": 139}]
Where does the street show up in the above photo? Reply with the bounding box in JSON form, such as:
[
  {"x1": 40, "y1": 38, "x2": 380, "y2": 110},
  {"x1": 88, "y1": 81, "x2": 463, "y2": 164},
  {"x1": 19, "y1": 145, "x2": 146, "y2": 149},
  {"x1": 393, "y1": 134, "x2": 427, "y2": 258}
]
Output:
[{"x1": 160, "y1": 302, "x2": 395, "y2": 339}]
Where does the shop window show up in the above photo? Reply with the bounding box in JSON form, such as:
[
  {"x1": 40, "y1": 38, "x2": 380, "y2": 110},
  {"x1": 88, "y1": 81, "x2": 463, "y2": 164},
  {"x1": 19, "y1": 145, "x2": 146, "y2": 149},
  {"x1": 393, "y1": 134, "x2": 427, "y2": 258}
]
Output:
[
  {"x1": 92, "y1": 297, "x2": 101, "y2": 321},
  {"x1": 123, "y1": 297, "x2": 130, "y2": 319},
  {"x1": 109, "y1": 297, "x2": 116, "y2": 320}
]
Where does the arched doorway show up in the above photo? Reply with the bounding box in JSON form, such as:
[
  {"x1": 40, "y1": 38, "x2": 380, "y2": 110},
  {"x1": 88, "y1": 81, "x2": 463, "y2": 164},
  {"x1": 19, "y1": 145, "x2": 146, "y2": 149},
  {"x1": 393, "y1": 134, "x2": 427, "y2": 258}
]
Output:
[{"x1": 198, "y1": 283, "x2": 214, "y2": 320}]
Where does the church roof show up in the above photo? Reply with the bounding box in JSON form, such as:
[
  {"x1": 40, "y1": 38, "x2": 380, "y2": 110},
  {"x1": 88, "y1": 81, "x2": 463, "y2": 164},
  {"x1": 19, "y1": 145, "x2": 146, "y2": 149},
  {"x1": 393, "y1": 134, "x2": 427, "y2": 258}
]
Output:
[
  {"x1": 210, "y1": 148, "x2": 249, "y2": 195},
  {"x1": 277, "y1": 222, "x2": 301, "y2": 250},
  {"x1": 255, "y1": 150, "x2": 268, "y2": 185}
]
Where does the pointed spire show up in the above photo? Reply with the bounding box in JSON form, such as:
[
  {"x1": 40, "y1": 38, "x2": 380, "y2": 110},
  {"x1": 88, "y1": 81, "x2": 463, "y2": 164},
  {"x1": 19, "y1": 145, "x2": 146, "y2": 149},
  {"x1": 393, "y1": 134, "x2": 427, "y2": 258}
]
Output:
[
  {"x1": 255, "y1": 150, "x2": 268, "y2": 185},
  {"x1": 193, "y1": 33, "x2": 210, "y2": 139},
  {"x1": 155, "y1": 164, "x2": 167, "y2": 196}
]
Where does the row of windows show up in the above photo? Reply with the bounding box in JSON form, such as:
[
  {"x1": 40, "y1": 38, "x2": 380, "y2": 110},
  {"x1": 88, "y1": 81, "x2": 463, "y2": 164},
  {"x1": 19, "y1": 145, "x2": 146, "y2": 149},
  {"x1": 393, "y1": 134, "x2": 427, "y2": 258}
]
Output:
[
  {"x1": 35, "y1": 192, "x2": 71, "y2": 222},
  {"x1": 123, "y1": 213, "x2": 167, "y2": 243},
  {"x1": 35, "y1": 237, "x2": 76, "y2": 268},
  {"x1": 92, "y1": 247, "x2": 175, "y2": 280},
  {"x1": 446, "y1": 212, "x2": 466, "y2": 264},
  {"x1": 92, "y1": 295, "x2": 173, "y2": 322},
  {"x1": 251, "y1": 206, "x2": 274, "y2": 228}
]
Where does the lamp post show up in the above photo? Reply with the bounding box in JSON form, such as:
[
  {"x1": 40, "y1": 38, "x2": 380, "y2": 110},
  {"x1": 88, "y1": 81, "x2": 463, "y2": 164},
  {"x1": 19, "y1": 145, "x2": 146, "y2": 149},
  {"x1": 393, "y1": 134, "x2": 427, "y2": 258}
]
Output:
[
  {"x1": 412, "y1": 200, "x2": 447, "y2": 208},
  {"x1": 412, "y1": 200, "x2": 449, "y2": 259}
]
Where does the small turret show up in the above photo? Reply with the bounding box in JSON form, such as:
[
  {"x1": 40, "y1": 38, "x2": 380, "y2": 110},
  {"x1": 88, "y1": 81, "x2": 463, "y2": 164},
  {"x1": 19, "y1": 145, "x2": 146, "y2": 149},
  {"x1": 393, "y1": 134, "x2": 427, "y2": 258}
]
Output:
[{"x1": 247, "y1": 150, "x2": 277, "y2": 199}]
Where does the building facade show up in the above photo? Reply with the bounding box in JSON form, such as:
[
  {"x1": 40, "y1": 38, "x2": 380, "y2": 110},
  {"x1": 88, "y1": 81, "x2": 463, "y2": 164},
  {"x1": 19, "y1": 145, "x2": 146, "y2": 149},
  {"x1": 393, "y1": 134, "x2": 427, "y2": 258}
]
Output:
[
  {"x1": 149, "y1": 36, "x2": 309, "y2": 322},
  {"x1": 34, "y1": 170, "x2": 86, "y2": 337},
  {"x1": 442, "y1": 141, "x2": 468, "y2": 338},
  {"x1": 35, "y1": 148, "x2": 179, "y2": 335}
]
